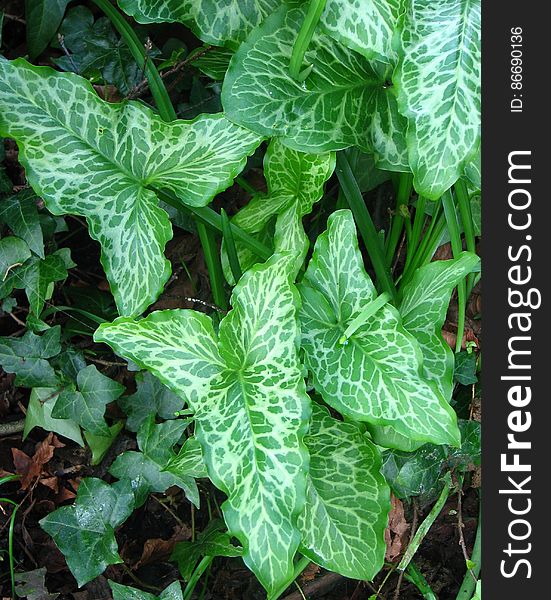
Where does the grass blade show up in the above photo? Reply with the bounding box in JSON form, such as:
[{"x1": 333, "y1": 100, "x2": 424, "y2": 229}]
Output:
[{"x1": 221, "y1": 208, "x2": 242, "y2": 283}]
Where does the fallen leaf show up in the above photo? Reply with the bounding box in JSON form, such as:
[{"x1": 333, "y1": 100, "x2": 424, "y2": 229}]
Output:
[
  {"x1": 12, "y1": 432, "x2": 57, "y2": 490},
  {"x1": 135, "y1": 525, "x2": 192, "y2": 568},
  {"x1": 300, "y1": 562, "x2": 321, "y2": 582},
  {"x1": 385, "y1": 495, "x2": 409, "y2": 562}
]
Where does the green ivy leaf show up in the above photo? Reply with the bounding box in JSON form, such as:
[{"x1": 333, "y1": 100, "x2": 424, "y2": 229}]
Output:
[
  {"x1": 25, "y1": 0, "x2": 71, "y2": 59},
  {"x1": 109, "y1": 580, "x2": 183, "y2": 600},
  {"x1": 0, "y1": 326, "x2": 61, "y2": 388},
  {"x1": 399, "y1": 252, "x2": 480, "y2": 401},
  {"x1": 55, "y1": 7, "x2": 142, "y2": 95},
  {"x1": 0, "y1": 236, "x2": 31, "y2": 298},
  {"x1": 395, "y1": 0, "x2": 481, "y2": 198},
  {"x1": 320, "y1": 0, "x2": 402, "y2": 63},
  {"x1": 299, "y1": 404, "x2": 390, "y2": 579},
  {"x1": 298, "y1": 210, "x2": 459, "y2": 446},
  {"x1": 95, "y1": 254, "x2": 311, "y2": 595},
  {"x1": 11, "y1": 249, "x2": 74, "y2": 316},
  {"x1": 118, "y1": 371, "x2": 183, "y2": 432},
  {"x1": 23, "y1": 387, "x2": 84, "y2": 446},
  {"x1": 222, "y1": 3, "x2": 408, "y2": 170},
  {"x1": 222, "y1": 138, "x2": 335, "y2": 283},
  {"x1": 109, "y1": 415, "x2": 199, "y2": 507},
  {"x1": 171, "y1": 520, "x2": 242, "y2": 581},
  {"x1": 40, "y1": 478, "x2": 134, "y2": 587},
  {"x1": 454, "y1": 351, "x2": 478, "y2": 385},
  {"x1": 0, "y1": 190, "x2": 44, "y2": 258},
  {"x1": 0, "y1": 58, "x2": 262, "y2": 317},
  {"x1": 84, "y1": 420, "x2": 124, "y2": 466},
  {"x1": 52, "y1": 364, "x2": 125, "y2": 436},
  {"x1": 118, "y1": 0, "x2": 280, "y2": 48}
]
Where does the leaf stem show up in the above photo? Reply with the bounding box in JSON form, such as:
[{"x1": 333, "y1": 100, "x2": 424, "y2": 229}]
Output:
[
  {"x1": 183, "y1": 555, "x2": 214, "y2": 600},
  {"x1": 442, "y1": 190, "x2": 467, "y2": 352},
  {"x1": 385, "y1": 173, "x2": 413, "y2": 265},
  {"x1": 336, "y1": 152, "x2": 398, "y2": 303},
  {"x1": 221, "y1": 208, "x2": 243, "y2": 283},
  {"x1": 398, "y1": 473, "x2": 452, "y2": 572},
  {"x1": 455, "y1": 503, "x2": 481, "y2": 600},
  {"x1": 289, "y1": 0, "x2": 328, "y2": 79},
  {"x1": 404, "y1": 562, "x2": 437, "y2": 600},
  {"x1": 156, "y1": 189, "x2": 271, "y2": 260},
  {"x1": 454, "y1": 179, "x2": 477, "y2": 296},
  {"x1": 196, "y1": 222, "x2": 228, "y2": 311},
  {"x1": 339, "y1": 292, "x2": 390, "y2": 344},
  {"x1": 90, "y1": 0, "x2": 176, "y2": 121}
]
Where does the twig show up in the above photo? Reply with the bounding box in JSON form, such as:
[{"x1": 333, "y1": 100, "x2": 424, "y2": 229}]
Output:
[
  {"x1": 0, "y1": 420, "x2": 25, "y2": 437},
  {"x1": 126, "y1": 45, "x2": 214, "y2": 100},
  {"x1": 3, "y1": 13, "x2": 26, "y2": 24},
  {"x1": 282, "y1": 572, "x2": 343, "y2": 600},
  {"x1": 85, "y1": 356, "x2": 128, "y2": 368}
]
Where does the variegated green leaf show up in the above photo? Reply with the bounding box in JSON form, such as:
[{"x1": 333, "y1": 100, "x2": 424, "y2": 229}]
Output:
[
  {"x1": 321, "y1": 0, "x2": 402, "y2": 63},
  {"x1": 464, "y1": 145, "x2": 481, "y2": 190},
  {"x1": 399, "y1": 252, "x2": 480, "y2": 401},
  {"x1": 94, "y1": 254, "x2": 310, "y2": 595},
  {"x1": 222, "y1": 3, "x2": 409, "y2": 170},
  {"x1": 118, "y1": 0, "x2": 280, "y2": 48},
  {"x1": 299, "y1": 404, "x2": 389, "y2": 579},
  {"x1": 395, "y1": 0, "x2": 481, "y2": 198},
  {"x1": 222, "y1": 138, "x2": 335, "y2": 283},
  {"x1": 0, "y1": 58, "x2": 262, "y2": 317},
  {"x1": 298, "y1": 210, "x2": 460, "y2": 446}
]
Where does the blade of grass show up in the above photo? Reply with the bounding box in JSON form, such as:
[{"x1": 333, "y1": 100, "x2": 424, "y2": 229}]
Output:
[
  {"x1": 404, "y1": 195, "x2": 428, "y2": 273},
  {"x1": 197, "y1": 222, "x2": 228, "y2": 311},
  {"x1": 442, "y1": 190, "x2": 467, "y2": 352},
  {"x1": 220, "y1": 208, "x2": 242, "y2": 283},
  {"x1": 398, "y1": 472, "x2": 452, "y2": 572},
  {"x1": 183, "y1": 556, "x2": 214, "y2": 600},
  {"x1": 0, "y1": 498, "x2": 19, "y2": 599},
  {"x1": 385, "y1": 173, "x2": 413, "y2": 265},
  {"x1": 336, "y1": 152, "x2": 397, "y2": 303}
]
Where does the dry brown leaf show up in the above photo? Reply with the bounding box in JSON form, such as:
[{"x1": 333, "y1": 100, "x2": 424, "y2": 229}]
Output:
[
  {"x1": 12, "y1": 433, "x2": 57, "y2": 490},
  {"x1": 135, "y1": 525, "x2": 192, "y2": 568},
  {"x1": 385, "y1": 495, "x2": 410, "y2": 562}
]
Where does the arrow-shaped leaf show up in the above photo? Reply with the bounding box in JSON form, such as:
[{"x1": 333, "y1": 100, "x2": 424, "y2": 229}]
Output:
[
  {"x1": 222, "y1": 138, "x2": 335, "y2": 282},
  {"x1": 0, "y1": 58, "x2": 262, "y2": 316},
  {"x1": 399, "y1": 252, "x2": 480, "y2": 401},
  {"x1": 222, "y1": 3, "x2": 408, "y2": 170},
  {"x1": 118, "y1": 0, "x2": 280, "y2": 48},
  {"x1": 395, "y1": 0, "x2": 481, "y2": 198},
  {"x1": 94, "y1": 254, "x2": 311, "y2": 594},
  {"x1": 300, "y1": 404, "x2": 390, "y2": 579},
  {"x1": 298, "y1": 210, "x2": 460, "y2": 446}
]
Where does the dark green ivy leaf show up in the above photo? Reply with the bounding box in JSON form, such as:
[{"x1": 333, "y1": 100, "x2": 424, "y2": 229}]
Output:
[
  {"x1": 110, "y1": 415, "x2": 199, "y2": 508},
  {"x1": 109, "y1": 580, "x2": 183, "y2": 600},
  {"x1": 40, "y1": 478, "x2": 134, "y2": 587},
  {"x1": 14, "y1": 567, "x2": 59, "y2": 599},
  {"x1": 55, "y1": 6, "x2": 142, "y2": 95},
  {"x1": 118, "y1": 371, "x2": 183, "y2": 432},
  {"x1": 52, "y1": 364, "x2": 125, "y2": 436},
  {"x1": 25, "y1": 0, "x2": 71, "y2": 59},
  {"x1": 454, "y1": 351, "x2": 479, "y2": 385},
  {"x1": 171, "y1": 519, "x2": 242, "y2": 581},
  {"x1": 0, "y1": 326, "x2": 61, "y2": 387},
  {"x1": 0, "y1": 189, "x2": 44, "y2": 258}
]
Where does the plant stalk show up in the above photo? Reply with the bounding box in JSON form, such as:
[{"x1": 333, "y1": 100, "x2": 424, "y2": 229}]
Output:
[
  {"x1": 336, "y1": 152, "x2": 398, "y2": 303},
  {"x1": 289, "y1": 0, "x2": 328, "y2": 79}
]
